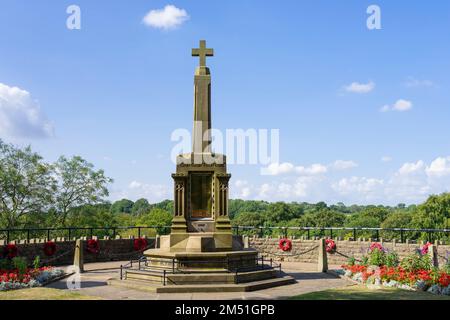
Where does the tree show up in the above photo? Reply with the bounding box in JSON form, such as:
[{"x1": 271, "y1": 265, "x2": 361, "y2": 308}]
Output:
[
  {"x1": 132, "y1": 198, "x2": 151, "y2": 216},
  {"x1": 54, "y1": 156, "x2": 113, "y2": 226},
  {"x1": 412, "y1": 193, "x2": 450, "y2": 230},
  {"x1": 137, "y1": 208, "x2": 172, "y2": 234},
  {"x1": 110, "y1": 199, "x2": 134, "y2": 214},
  {"x1": 0, "y1": 140, "x2": 56, "y2": 228}
]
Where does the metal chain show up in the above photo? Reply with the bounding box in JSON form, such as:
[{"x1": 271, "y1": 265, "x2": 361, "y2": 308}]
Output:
[
  {"x1": 40, "y1": 250, "x2": 73, "y2": 265},
  {"x1": 100, "y1": 245, "x2": 153, "y2": 258},
  {"x1": 335, "y1": 250, "x2": 363, "y2": 263},
  {"x1": 258, "y1": 245, "x2": 319, "y2": 257}
]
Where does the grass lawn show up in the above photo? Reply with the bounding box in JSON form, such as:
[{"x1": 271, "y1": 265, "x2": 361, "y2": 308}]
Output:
[
  {"x1": 290, "y1": 285, "x2": 450, "y2": 300},
  {"x1": 0, "y1": 287, "x2": 101, "y2": 300}
]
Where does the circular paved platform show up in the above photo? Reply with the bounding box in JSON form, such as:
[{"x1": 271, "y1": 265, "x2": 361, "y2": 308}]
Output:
[{"x1": 47, "y1": 261, "x2": 353, "y2": 300}]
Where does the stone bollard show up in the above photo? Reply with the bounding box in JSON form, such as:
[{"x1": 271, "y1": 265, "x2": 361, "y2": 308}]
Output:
[
  {"x1": 427, "y1": 245, "x2": 439, "y2": 268},
  {"x1": 317, "y1": 238, "x2": 328, "y2": 273},
  {"x1": 243, "y1": 235, "x2": 249, "y2": 249},
  {"x1": 74, "y1": 239, "x2": 84, "y2": 273},
  {"x1": 155, "y1": 235, "x2": 160, "y2": 248}
]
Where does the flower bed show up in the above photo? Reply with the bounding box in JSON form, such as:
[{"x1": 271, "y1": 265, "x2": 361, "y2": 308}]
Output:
[
  {"x1": 0, "y1": 266, "x2": 65, "y2": 291},
  {"x1": 339, "y1": 242, "x2": 450, "y2": 296}
]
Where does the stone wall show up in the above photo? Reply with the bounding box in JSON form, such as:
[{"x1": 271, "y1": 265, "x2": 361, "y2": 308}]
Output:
[
  {"x1": 249, "y1": 237, "x2": 450, "y2": 267},
  {"x1": 0, "y1": 237, "x2": 155, "y2": 266}
]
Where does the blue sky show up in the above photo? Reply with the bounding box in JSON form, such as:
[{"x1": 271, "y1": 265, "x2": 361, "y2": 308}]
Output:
[{"x1": 1, "y1": 1, "x2": 450, "y2": 205}]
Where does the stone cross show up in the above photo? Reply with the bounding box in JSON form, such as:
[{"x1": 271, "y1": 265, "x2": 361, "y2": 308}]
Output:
[{"x1": 192, "y1": 40, "x2": 214, "y2": 67}]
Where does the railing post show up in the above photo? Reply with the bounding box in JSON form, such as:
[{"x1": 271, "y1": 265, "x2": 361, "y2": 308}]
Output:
[
  {"x1": 89, "y1": 228, "x2": 93, "y2": 239},
  {"x1": 172, "y1": 258, "x2": 175, "y2": 273},
  {"x1": 138, "y1": 227, "x2": 141, "y2": 238},
  {"x1": 376, "y1": 229, "x2": 379, "y2": 241},
  {"x1": 120, "y1": 265, "x2": 123, "y2": 280},
  {"x1": 68, "y1": 228, "x2": 72, "y2": 240},
  {"x1": 307, "y1": 229, "x2": 310, "y2": 240},
  {"x1": 261, "y1": 256, "x2": 264, "y2": 270},
  {"x1": 163, "y1": 270, "x2": 166, "y2": 286},
  {"x1": 112, "y1": 228, "x2": 116, "y2": 239},
  {"x1": 27, "y1": 229, "x2": 30, "y2": 243},
  {"x1": 330, "y1": 229, "x2": 333, "y2": 239},
  {"x1": 47, "y1": 229, "x2": 50, "y2": 241},
  {"x1": 400, "y1": 229, "x2": 404, "y2": 243},
  {"x1": 270, "y1": 258, "x2": 273, "y2": 268},
  {"x1": 6, "y1": 230, "x2": 10, "y2": 243},
  {"x1": 353, "y1": 228, "x2": 356, "y2": 241}
]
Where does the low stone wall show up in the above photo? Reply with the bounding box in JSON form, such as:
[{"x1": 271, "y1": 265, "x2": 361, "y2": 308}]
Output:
[
  {"x1": 0, "y1": 237, "x2": 156, "y2": 266},
  {"x1": 249, "y1": 237, "x2": 450, "y2": 267}
]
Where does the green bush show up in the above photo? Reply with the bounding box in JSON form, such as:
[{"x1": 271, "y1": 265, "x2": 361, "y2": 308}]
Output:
[
  {"x1": 384, "y1": 252, "x2": 399, "y2": 267},
  {"x1": 368, "y1": 248, "x2": 385, "y2": 266},
  {"x1": 400, "y1": 253, "x2": 432, "y2": 272},
  {"x1": 12, "y1": 257, "x2": 27, "y2": 277}
]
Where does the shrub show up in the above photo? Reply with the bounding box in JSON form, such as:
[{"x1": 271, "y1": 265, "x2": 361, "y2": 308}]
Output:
[
  {"x1": 400, "y1": 253, "x2": 432, "y2": 272},
  {"x1": 368, "y1": 248, "x2": 385, "y2": 266},
  {"x1": 346, "y1": 257, "x2": 356, "y2": 266},
  {"x1": 12, "y1": 257, "x2": 27, "y2": 278},
  {"x1": 385, "y1": 252, "x2": 399, "y2": 268}
]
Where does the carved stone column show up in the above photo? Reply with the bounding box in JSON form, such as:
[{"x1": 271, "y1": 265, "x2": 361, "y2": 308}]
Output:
[
  {"x1": 171, "y1": 173, "x2": 188, "y2": 233},
  {"x1": 215, "y1": 173, "x2": 232, "y2": 232}
]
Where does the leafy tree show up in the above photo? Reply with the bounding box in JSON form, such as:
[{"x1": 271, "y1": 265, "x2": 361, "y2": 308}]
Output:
[
  {"x1": 0, "y1": 140, "x2": 56, "y2": 228},
  {"x1": 132, "y1": 198, "x2": 150, "y2": 216},
  {"x1": 54, "y1": 156, "x2": 113, "y2": 226},
  {"x1": 111, "y1": 199, "x2": 134, "y2": 214},
  {"x1": 66, "y1": 204, "x2": 117, "y2": 228},
  {"x1": 232, "y1": 212, "x2": 266, "y2": 228},
  {"x1": 150, "y1": 199, "x2": 173, "y2": 214},
  {"x1": 412, "y1": 193, "x2": 450, "y2": 231},
  {"x1": 137, "y1": 208, "x2": 172, "y2": 234}
]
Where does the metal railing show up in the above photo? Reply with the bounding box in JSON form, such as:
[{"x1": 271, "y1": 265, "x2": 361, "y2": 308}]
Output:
[
  {"x1": 119, "y1": 255, "x2": 282, "y2": 286},
  {"x1": 232, "y1": 226, "x2": 450, "y2": 243},
  {"x1": 1, "y1": 225, "x2": 450, "y2": 244},
  {"x1": 0, "y1": 226, "x2": 171, "y2": 243}
]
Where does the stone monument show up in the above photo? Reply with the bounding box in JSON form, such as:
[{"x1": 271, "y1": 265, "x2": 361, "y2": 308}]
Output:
[
  {"x1": 132, "y1": 41, "x2": 295, "y2": 291},
  {"x1": 144, "y1": 40, "x2": 254, "y2": 264}
]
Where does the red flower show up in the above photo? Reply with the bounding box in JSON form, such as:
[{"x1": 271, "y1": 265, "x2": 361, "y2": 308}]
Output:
[
  {"x1": 325, "y1": 239, "x2": 336, "y2": 254},
  {"x1": 133, "y1": 238, "x2": 148, "y2": 252},
  {"x1": 369, "y1": 243, "x2": 384, "y2": 252},
  {"x1": 278, "y1": 239, "x2": 292, "y2": 252},
  {"x1": 43, "y1": 241, "x2": 57, "y2": 257},
  {"x1": 3, "y1": 243, "x2": 18, "y2": 259},
  {"x1": 86, "y1": 239, "x2": 100, "y2": 254},
  {"x1": 420, "y1": 242, "x2": 432, "y2": 255}
]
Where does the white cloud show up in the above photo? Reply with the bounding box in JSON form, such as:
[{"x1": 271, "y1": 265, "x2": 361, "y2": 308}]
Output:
[
  {"x1": 381, "y1": 156, "x2": 392, "y2": 163},
  {"x1": 112, "y1": 181, "x2": 171, "y2": 203},
  {"x1": 344, "y1": 81, "x2": 375, "y2": 94},
  {"x1": 264, "y1": 162, "x2": 294, "y2": 175},
  {"x1": 380, "y1": 99, "x2": 413, "y2": 112},
  {"x1": 404, "y1": 77, "x2": 434, "y2": 88},
  {"x1": 426, "y1": 157, "x2": 450, "y2": 178},
  {"x1": 0, "y1": 83, "x2": 54, "y2": 139},
  {"x1": 263, "y1": 160, "x2": 359, "y2": 176},
  {"x1": 332, "y1": 177, "x2": 384, "y2": 198},
  {"x1": 142, "y1": 5, "x2": 189, "y2": 30},
  {"x1": 398, "y1": 160, "x2": 425, "y2": 175},
  {"x1": 331, "y1": 160, "x2": 358, "y2": 170},
  {"x1": 295, "y1": 163, "x2": 328, "y2": 175}
]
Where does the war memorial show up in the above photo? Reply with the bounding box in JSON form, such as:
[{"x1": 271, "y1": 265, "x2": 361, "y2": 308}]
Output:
[{"x1": 118, "y1": 41, "x2": 295, "y2": 292}]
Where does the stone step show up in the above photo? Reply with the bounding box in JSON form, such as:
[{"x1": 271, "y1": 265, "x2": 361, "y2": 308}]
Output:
[
  {"x1": 110, "y1": 275, "x2": 295, "y2": 293},
  {"x1": 156, "y1": 276, "x2": 296, "y2": 293},
  {"x1": 124, "y1": 268, "x2": 277, "y2": 285}
]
